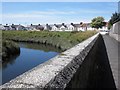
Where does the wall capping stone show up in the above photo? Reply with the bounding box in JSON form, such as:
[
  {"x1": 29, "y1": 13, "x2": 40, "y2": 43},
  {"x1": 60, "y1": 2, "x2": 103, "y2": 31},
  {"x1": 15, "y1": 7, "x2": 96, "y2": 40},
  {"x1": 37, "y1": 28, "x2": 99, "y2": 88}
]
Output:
[{"x1": 1, "y1": 33, "x2": 99, "y2": 89}]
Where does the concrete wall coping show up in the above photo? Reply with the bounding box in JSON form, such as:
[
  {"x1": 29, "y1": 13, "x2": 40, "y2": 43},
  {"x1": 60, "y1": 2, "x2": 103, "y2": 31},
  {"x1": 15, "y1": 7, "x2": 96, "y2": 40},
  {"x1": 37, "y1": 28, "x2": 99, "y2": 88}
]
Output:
[{"x1": 1, "y1": 33, "x2": 99, "y2": 88}]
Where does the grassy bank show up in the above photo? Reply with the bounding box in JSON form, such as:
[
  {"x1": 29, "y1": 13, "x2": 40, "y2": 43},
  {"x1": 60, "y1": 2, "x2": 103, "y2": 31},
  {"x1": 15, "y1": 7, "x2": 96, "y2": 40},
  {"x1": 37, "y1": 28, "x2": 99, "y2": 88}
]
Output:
[
  {"x1": 2, "y1": 40, "x2": 20, "y2": 62},
  {"x1": 3, "y1": 31, "x2": 97, "y2": 50}
]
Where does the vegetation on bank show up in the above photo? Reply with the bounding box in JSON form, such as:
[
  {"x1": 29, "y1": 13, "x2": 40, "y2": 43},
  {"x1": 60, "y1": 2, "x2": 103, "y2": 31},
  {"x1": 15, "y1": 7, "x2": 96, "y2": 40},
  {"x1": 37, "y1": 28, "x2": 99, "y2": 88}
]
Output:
[
  {"x1": 2, "y1": 40, "x2": 20, "y2": 62},
  {"x1": 3, "y1": 30, "x2": 97, "y2": 50},
  {"x1": 108, "y1": 12, "x2": 120, "y2": 29}
]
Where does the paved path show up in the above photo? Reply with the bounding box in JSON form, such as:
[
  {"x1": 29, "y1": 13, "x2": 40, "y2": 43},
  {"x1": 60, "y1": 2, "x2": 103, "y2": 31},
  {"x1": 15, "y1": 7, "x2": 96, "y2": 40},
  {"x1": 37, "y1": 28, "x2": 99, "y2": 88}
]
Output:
[{"x1": 103, "y1": 35, "x2": 119, "y2": 89}]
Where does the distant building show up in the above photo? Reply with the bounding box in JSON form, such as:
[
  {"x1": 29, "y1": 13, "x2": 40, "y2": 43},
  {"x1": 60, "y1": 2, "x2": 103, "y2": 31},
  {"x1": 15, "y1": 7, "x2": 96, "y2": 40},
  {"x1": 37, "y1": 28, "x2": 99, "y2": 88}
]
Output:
[
  {"x1": 1, "y1": 21, "x2": 108, "y2": 31},
  {"x1": 44, "y1": 24, "x2": 52, "y2": 31},
  {"x1": 51, "y1": 24, "x2": 59, "y2": 31},
  {"x1": 36, "y1": 24, "x2": 44, "y2": 31},
  {"x1": 98, "y1": 22, "x2": 108, "y2": 31},
  {"x1": 0, "y1": 24, "x2": 5, "y2": 30},
  {"x1": 59, "y1": 23, "x2": 68, "y2": 31},
  {"x1": 67, "y1": 23, "x2": 75, "y2": 31},
  {"x1": 10, "y1": 24, "x2": 26, "y2": 30},
  {"x1": 4, "y1": 24, "x2": 11, "y2": 30},
  {"x1": 51, "y1": 23, "x2": 68, "y2": 31},
  {"x1": 67, "y1": 23, "x2": 83, "y2": 31},
  {"x1": 28, "y1": 24, "x2": 44, "y2": 31}
]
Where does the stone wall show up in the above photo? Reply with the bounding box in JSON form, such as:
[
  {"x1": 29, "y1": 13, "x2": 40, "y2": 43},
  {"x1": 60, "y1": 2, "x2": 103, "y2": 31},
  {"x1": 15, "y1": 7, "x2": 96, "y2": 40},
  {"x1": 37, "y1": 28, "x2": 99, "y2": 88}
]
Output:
[
  {"x1": 109, "y1": 21, "x2": 120, "y2": 42},
  {"x1": 65, "y1": 35, "x2": 116, "y2": 89},
  {"x1": 1, "y1": 33, "x2": 116, "y2": 89}
]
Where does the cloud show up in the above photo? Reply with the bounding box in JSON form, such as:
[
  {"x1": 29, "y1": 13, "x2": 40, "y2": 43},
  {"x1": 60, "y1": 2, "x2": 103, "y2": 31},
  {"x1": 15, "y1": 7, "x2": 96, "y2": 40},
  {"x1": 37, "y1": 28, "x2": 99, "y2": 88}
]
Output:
[
  {"x1": 2, "y1": 10, "x2": 76, "y2": 18},
  {"x1": 1, "y1": 9, "x2": 111, "y2": 24}
]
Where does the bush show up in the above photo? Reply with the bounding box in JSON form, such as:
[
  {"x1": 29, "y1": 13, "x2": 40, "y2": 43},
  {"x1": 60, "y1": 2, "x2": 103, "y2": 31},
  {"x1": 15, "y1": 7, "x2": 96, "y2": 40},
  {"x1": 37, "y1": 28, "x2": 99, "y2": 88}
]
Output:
[{"x1": 2, "y1": 40, "x2": 20, "y2": 62}]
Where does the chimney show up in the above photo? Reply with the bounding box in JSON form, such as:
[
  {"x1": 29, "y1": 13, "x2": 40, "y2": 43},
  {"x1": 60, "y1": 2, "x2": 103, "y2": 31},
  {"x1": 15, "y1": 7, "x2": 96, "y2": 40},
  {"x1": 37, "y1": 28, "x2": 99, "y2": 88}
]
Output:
[
  {"x1": 71, "y1": 23, "x2": 73, "y2": 25},
  {"x1": 80, "y1": 22, "x2": 83, "y2": 25},
  {"x1": 62, "y1": 23, "x2": 64, "y2": 25}
]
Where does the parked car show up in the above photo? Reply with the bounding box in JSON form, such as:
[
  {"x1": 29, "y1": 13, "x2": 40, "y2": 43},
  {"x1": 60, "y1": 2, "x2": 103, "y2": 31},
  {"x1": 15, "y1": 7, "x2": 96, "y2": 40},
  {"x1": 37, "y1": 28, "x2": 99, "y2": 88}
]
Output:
[{"x1": 99, "y1": 30, "x2": 109, "y2": 35}]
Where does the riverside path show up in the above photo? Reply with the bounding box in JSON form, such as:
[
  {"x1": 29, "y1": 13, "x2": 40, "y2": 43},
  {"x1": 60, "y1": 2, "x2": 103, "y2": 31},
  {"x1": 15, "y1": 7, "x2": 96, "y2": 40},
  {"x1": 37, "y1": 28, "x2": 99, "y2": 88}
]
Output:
[{"x1": 103, "y1": 35, "x2": 119, "y2": 89}]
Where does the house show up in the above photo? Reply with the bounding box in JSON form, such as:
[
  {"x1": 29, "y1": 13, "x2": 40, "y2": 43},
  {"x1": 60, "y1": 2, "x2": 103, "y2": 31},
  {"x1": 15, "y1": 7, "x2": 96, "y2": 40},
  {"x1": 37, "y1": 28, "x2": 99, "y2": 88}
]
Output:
[
  {"x1": 98, "y1": 22, "x2": 108, "y2": 31},
  {"x1": 24, "y1": 27, "x2": 30, "y2": 30},
  {"x1": 74, "y1": 24, "x2": 81, "y2": 31},
  {"x1": 28, "y1": 24, "x2": 44, "y2": 31},
  {"x1": 28, "y1": 24, "x2": 37, "y2": 30},
  {"x1": 10, "y1": 24, "x2": 16, "y2": 30},
  {"x1": 44, "y1": 24, "x2": 52, "y2": 31},
  {"x1": 51, "y1": 23, "x2": 68, "y2": 31},
  {"x1": 4, "y1": 24, "x2": 11, "y2": 30},
  {"x1": 67, "y1": 23, "x2": 81, "y2": 31},
  {"x1": 59, "y1": 23, "x2": 68, "y2": 31},
  {"x1": 10, "y1": 24, "x2": 26, "y2": 30},
  {"x1": 0, "y1": 24, "x2": 5, "y2": 30},
  {"x1": 51, "y1": 24, "x2": 59, "y2": 31},
  {"x1": 36, "y1": 24, "x2": 44, "y2": 31},
  {"x1": 79, "y1": 23, "x2": 87, "y2": 31},
  {"x1": 85, "y1": 23, "x2": 94, "y2": 31},
  {"x1": 67, "y1": 23, "x2": 75, "y2": 31},
  {"x1": 17, "y1": 25, "x2": 26, "y2": 30}
]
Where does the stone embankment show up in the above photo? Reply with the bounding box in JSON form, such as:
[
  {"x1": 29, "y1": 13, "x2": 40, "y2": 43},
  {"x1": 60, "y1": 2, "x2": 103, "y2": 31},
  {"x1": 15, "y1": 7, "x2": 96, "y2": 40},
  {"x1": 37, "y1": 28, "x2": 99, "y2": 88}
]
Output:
[{"x1": 1, "y1": 33, "x2": 116, "y2": 89}]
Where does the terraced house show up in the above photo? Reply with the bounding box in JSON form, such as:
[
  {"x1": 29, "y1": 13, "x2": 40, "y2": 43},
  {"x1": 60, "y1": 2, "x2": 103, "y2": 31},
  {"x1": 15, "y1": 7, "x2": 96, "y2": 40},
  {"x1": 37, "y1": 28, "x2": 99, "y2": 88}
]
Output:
[{"x1": 1, "y1": 22, "x2": 108, "y2": 31}]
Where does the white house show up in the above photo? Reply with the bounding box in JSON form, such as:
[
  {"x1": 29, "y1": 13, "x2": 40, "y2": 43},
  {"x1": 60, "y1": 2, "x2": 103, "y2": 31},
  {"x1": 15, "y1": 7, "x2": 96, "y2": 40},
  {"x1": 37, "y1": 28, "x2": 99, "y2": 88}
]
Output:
[
  {"x1": 74, "y1": 24, "x2": 82, "y2": 31},
  {"x1": 98, "y1": 22, "x2": 108, "y2": 31},
  {"x1": 51, "y1": 23, "x2": 67, "y2": 31},
  {"x1": 67, "y1": 23, "x2": 81, "y2": 31},
  {"x1": 44, "y1": 24, "x2": 52, "y2": 31},
  {"x1": 59, "y1": 23, "x2": 68, "y2": 31},
  {"x1": 85, "y1": 23, "x2": 94, "y2": 31},
  {"x1": 27, "y1": 24, "x2": 44, "y2": 31},
  {"x1": 67, "y1": 23, "x2": 78, "y2": 31},
  {"x1": 67, "y1": 23, "x2": 75, "y2": 31},
  {"x1": 51, "y1": 24, "x2": 59, "y2": 31},
  {"x1": 4, "y1": 24, "x2": 11, "y2": 30},
  {"x1": 0, "y1": 24, "x2": 5, "y2": 30}
]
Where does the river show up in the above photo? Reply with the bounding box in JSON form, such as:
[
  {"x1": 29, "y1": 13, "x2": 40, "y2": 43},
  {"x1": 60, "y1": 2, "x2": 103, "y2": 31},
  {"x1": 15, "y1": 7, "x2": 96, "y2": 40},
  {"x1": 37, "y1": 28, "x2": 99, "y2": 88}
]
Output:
[{"x1": 1, "y1": 42, "x2": 62, "y2": 84}]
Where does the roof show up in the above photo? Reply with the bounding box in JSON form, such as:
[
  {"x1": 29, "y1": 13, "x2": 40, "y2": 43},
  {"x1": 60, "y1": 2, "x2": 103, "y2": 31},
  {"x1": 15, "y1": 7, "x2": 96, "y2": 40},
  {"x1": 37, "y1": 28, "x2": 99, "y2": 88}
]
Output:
[
  {"x1": 30, "y1": 24, "x2": 44, "y2": 27},
  {"x1": 53, "y1": 24, "x2": 68, "y2": 28},
  {"x1": 80, "y1": 23, "x2": 91, "y2": 27},
  {"x1": 56, "y1": 24, "x2": 62, "y2": 28},
  {"x1": 11, "y1": 25, "x2": 25, "y2": 28},
  {"x1": 4, "y1": 25, "x2": 10, "y2": 27},
  {"x1": 74, "y1": 24, "x2": 81, "y2": 28}
]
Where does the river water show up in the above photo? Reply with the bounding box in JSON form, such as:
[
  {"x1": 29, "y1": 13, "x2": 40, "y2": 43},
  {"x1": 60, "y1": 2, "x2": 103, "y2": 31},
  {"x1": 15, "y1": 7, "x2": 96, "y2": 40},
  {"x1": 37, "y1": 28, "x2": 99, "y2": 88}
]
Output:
[{"x1": 1, "y1": 42, "x2": 62, "y2": 84}]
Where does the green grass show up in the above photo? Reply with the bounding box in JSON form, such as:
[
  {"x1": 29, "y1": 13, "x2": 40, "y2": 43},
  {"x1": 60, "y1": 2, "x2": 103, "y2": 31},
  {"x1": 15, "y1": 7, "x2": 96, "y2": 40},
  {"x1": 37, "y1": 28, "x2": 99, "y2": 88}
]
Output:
[{"x1": 2, "y1": 30, "x2": 97, "y2": 50}]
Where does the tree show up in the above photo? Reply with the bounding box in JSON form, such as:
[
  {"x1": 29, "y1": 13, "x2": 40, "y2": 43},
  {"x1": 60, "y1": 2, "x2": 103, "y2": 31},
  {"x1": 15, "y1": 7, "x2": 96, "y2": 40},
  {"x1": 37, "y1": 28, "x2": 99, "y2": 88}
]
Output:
[
  {"x1": 111, "y1": 12, "x2": 120, "y2": 24},
  {"x1": 108, "y1": 12, "x2": 120, "y2": 29},
  {"x1": 90, "y1": 17, "x2": 105, "y2": 29}
]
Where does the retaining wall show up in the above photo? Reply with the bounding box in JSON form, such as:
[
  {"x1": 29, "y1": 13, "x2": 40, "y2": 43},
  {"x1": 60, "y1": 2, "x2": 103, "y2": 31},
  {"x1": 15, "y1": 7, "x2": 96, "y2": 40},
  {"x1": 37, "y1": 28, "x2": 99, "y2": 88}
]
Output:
[
  {"x1": 109, "y1": 21, "x2": 120, "y2": 42},
  {"x1": 1, "y1": 33, "x2": 116, "y2": 89}
]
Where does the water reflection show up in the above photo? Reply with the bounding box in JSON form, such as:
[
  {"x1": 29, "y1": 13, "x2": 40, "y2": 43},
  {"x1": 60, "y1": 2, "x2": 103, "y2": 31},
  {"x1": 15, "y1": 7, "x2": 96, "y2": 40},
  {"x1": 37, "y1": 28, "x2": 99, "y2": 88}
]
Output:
[
  {"x1": 1, "y1": 42, "x2": 61, "y2": 84},
  {"x1": 18, "y1": 42, "x2": 63, "y2": 53},
  {"x1": 2, "y1": 54, "x2": 20, "y2": 69}
]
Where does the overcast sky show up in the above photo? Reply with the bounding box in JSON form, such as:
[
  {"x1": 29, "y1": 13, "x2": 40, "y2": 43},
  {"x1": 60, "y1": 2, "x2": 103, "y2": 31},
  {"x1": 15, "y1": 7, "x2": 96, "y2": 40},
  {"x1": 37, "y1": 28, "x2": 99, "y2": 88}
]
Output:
[{"x1": 1, "y1": 2, "x2": 118, "y2": 25}]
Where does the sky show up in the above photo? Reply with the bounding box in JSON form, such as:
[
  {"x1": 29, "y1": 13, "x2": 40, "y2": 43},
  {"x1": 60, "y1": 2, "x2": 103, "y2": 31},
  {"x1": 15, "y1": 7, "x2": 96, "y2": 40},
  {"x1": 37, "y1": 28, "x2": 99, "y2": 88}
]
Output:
[{"x1": 1, "y1": 2, "x2": 118, "y2": 25}]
